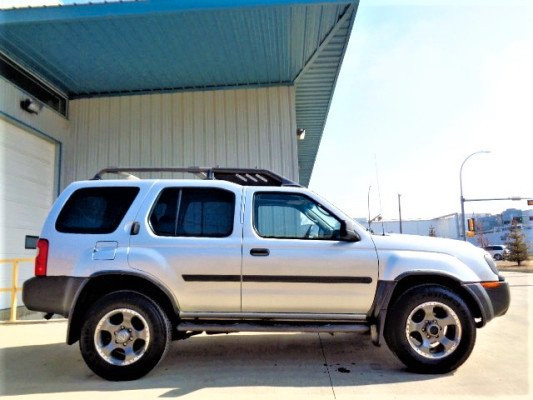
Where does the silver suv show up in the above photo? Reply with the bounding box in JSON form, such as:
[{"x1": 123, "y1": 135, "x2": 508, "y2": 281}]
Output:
[
  {"x1": 483, "y1": 245, "x2": 509, "y2": 261},
  {"x1": 23, "y1": 167, "x2": 510, "y2": 381}
]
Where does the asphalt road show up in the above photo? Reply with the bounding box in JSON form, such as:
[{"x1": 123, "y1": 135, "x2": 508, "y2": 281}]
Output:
[{"x1": 1, "y1": 271, "x2": 531, "y2": 399}]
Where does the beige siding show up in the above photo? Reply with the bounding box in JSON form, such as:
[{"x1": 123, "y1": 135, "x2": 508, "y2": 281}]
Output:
[
  {"x1": 65, "y1": 86, "x2": 298, "y2": 184},
  {"x1": 0, "y1": 77, "x2": 299, "y2": 188}
]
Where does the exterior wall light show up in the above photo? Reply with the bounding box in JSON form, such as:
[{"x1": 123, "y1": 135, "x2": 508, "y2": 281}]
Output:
[
  {"x1": 20, "y1": 98, "x2": 43, "y2": 114},
  {"x1": 296, "y1": 128, "x2": 306, "y2": 140}
]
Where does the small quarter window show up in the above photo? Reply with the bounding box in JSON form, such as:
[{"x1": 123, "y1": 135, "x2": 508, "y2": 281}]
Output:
[
  {"x1": 150, "y1": 188, "x2": 235, "y2": 237},
  {"x1": 56, "y1": 187, "x2": 139, "y2": 234}
]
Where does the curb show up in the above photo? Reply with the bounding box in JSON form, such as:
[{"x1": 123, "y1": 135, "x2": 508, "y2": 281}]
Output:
[{"x1": 0, "y1": 318, "x2": 67, "y2": 325}]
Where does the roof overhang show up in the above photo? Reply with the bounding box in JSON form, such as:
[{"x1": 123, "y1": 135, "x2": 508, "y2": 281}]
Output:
[{"x1": 0, "y1": 0, "x2": 358, "y2": 185}]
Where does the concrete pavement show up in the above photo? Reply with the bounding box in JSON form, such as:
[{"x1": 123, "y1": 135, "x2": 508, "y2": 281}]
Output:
[{"x1": 1, "y1": 271, "x2": 531, "y2": 399}]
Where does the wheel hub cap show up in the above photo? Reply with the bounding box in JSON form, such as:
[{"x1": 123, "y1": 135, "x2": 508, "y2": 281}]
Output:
[
  {"x1": 94, "y1": 308, "x2": 150, "y2": 366},
  {"x1": 426, "y1": 322, "x2": 440, "y2": 337},
  {"x1": 115, "y1": 328, "x2": 131, "y2": 344},
  {"x1": 405, "y1": 301, "x2": 462, "y2": 359}
]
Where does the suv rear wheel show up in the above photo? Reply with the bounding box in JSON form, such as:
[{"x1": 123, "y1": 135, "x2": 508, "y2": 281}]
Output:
[
  {"x1": 384, "y1": 284, "x2": 476, "y2": 373},
  {"x1": 79, "y1": 291, "x2": 171, "y2": 381}
]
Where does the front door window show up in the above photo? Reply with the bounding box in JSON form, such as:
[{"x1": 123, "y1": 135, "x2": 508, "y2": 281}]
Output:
[{"x1": 253, "y1": 192, "x2": 341, "y2": 240}]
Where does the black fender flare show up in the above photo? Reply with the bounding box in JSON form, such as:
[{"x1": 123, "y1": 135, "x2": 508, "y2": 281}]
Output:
[
  {"x1": 66, "y1": 270, "x2": 179, "y2": 345},
  {"x1": 368, "y1": 272, "x2": 490, "y2": 346}
]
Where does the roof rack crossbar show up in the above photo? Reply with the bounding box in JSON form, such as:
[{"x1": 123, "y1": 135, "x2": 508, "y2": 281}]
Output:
[{"x1": 91, "y1": 167, "x2": 301, "y2": 187}]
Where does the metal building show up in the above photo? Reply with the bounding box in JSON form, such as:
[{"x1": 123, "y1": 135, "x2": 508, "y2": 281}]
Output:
[{"x1": 0, "y1": 0, "x2": 357, "y2": 310}]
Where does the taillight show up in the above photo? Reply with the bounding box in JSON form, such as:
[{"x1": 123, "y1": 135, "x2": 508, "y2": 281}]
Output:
[{"x1": 35, "y1": 239, "x2": 49, "y2": 276}]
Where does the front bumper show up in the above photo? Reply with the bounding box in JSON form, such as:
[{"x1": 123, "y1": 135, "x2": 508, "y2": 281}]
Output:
[
  {"x1": 462, "y1": 279, "x2": 510, "y2": 326},
  {"x1": 484, "y1": 280, "x2": 511, "y2": 317},
  {"x1": 23, "y1": 276, "x2": 86, "y2": 317}
]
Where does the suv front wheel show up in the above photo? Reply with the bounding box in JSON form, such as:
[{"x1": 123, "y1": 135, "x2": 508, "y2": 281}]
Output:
[
  {"x1": 79, "y1": 291, "x2": 171, "y2": 381},
  {"x1": 384, "y1": 284, "x2": 476, "y2": 373}
]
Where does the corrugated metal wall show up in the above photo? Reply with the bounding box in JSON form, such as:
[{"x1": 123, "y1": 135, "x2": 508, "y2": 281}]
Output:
[{"x1": 65, "y1": 86, "x2": 299, "y2": 184}]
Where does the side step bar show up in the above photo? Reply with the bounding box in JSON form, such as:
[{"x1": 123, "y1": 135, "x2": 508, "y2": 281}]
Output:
[{"x1": 177, "y1": 321, "x2": 370, "y2": 334}]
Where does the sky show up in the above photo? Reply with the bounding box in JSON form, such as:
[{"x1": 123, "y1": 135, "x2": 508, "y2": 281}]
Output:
[{"x1": 310, "y1": 0, "x2": 533, "y2": 221}]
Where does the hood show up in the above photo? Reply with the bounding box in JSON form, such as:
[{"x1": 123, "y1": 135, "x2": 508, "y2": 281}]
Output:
[
  {"x1": 370, "y1": 233, "x2": 491, "y2": 270},
  {"x1": 371, "y1": 233, "x2": 476, "y2": 255},
  {"x1": 367, "y1": 234, "x2": 499, "y2": 282}
]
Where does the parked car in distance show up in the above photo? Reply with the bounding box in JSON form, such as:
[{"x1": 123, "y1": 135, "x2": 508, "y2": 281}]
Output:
[
  {"x1": 23, "y1": 167, "x2": 510, "y2": 381},
  {"x1": 483, "y1": 245, "x2": 509, "y2": 261}
]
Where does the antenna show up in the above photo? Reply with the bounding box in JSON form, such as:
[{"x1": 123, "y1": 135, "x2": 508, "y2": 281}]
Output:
[
  {"x1": 367, "y1": 185, "x2": 372, "y2": 231},
  {"x1": 374, "y1": 155, "x2": 385, "y2": 235}
]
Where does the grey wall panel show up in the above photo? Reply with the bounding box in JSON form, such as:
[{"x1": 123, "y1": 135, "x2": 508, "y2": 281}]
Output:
[{"x1": 66, "y1": 86, "x2": 298, "y2": 185}]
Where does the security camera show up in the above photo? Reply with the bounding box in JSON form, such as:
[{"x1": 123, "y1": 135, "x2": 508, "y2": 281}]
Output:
[{"x1": 20, "y1": 98, "x2": 43, "y2": 114}]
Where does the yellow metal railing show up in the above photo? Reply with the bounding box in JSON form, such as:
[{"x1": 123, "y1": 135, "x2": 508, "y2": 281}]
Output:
[{"x1": 0, "y1": 258, "x2": 34, "y2": 322}]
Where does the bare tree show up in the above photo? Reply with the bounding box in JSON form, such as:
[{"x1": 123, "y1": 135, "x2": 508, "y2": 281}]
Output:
[{"x1": 475, "y1": 221, "x2": 489, "y2": 248}]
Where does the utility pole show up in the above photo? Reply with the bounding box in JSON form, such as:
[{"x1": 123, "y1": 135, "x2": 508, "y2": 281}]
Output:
[{"x1": 398, "y1": 194, "x2": 403, "y2": 234}]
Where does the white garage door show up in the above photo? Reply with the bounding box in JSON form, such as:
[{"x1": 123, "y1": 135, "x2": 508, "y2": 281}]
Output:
[{"x1": 0, "y1": 118, "x2": 56, "y2": 310}]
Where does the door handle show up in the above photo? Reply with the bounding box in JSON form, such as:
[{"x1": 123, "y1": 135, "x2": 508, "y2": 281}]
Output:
[
  {"x1": 130, "y1": 222, "x2": 140, "y2": 235},
  {"x1": 250, "y1": 248, "x2": 270, "y2": 256}
]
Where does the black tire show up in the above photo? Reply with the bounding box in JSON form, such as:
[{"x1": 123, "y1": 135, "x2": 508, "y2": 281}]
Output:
[
  {"x1": 79, "y1": 290, "x2": 171, "y2": 381},
  {"x1": 384, "y1": 284, "x2": 476, "y2": 374},
  {"x1": 493, "y1": 254, "x2": 503, "y2": 261}
]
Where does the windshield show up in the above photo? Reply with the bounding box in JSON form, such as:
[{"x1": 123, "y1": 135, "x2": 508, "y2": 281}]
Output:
[{"x1": 306, "y1": 190, "x2": 368, "y2": 231}]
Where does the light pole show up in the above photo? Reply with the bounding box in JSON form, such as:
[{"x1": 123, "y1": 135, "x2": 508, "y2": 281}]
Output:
[{"x1": 459, "y1": 150, "x2": 490, "y2": 240}]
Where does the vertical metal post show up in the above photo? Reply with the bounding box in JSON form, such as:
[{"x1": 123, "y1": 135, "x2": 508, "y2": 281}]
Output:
[
  {"x1": 398, "y1": 194, "x2": 403, "y2": 234},
  {"x1": 460, "y1": 194, "x2": 466, "y2": 241},
  {"x1": 10, "y1": 261, "x2": 19, "y2": 322},
  {"x1": 459, "y1": 151, "x2": 490, "y2": 241},
  {"x1": 460, "y1": 157, "x2": 468, "y2": 241}
]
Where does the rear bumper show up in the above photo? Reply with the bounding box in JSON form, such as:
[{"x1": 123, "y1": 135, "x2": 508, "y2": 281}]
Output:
[
  {"x1": 462, "y1": 280, "x2": 510, "y2": 326},
  {"x1": 22, "y1": 276, "x2": 86, "y2": 317}
]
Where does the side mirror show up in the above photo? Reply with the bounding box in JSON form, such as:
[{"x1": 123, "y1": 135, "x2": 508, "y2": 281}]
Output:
[{"x1": 339, "y1": 220, "x2": 360, "y2": 242}]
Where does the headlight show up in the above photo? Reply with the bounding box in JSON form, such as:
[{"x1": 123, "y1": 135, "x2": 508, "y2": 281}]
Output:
[{"x1": 484, "y1": 254, "x2": 500, "y2": 276}]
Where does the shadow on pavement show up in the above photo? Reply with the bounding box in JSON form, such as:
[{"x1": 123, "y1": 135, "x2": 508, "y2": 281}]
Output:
[{"x1": 0, "y1": 332, "x2": 442, "y2": 397}]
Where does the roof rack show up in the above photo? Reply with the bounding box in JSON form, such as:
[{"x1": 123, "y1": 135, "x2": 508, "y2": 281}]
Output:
[{"x1": 91, "y1": 167, "x2": 301, "y2": 187}]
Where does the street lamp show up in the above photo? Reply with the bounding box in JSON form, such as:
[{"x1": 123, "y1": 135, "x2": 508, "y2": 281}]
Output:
[{"x1": 459, "y1": 150, "x2": 490, "y2": 240}]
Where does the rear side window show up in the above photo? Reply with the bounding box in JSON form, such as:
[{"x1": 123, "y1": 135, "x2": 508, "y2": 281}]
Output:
[
  {"x1": 56, "y1": 187, "x2": 140, "y2": 234},
  {"x1": 150, "y1": 188, "x2": 235, "y2": 237}
]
